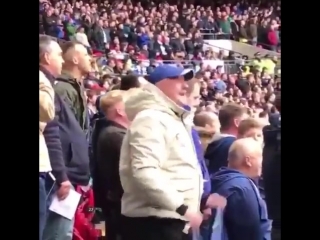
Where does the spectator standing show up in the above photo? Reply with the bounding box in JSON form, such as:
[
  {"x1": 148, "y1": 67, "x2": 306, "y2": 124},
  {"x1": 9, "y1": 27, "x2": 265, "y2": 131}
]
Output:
[
  {"x1": 39, "y1": 71, "x2": 55, "y2": 240},
  {"x1": 263, "y1": 91, "x2": 281, "y2": 240},
  {"x1": 120, "y1": 66, "x2": 201, "y2": 240},
  {"x1": 205, "y1": 104, "x2": 248, "y2": 175},
  {"x1": 55, "y1": 41, "x2": 91, "y2": 134},
  {"x1": 43, "y1": 41, "x2": 91, "y2": 240},
  {"x1": 95, "y1": 90, "x2": 131, "y2": 240},
  {"x1": 119, "y1": 65, "x2": 224, "y2": 240},
  {"x1": 75, "y1": 26, "x2": 90, "y2": 48},
  {"x1": 211, "y1": 138, "x2": 271, "y2": 240},
  {"x1": 39, "y1": 35, "x2": 71, "y2": 214}
]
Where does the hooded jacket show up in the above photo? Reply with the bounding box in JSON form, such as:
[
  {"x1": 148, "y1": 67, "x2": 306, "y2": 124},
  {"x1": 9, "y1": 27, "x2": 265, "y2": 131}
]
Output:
[
  {"x1": 120, "y1": 83, "x2": 203, "y2": 220},
  {"x1": 205, "y1": 133, "x2": 236, "y2": 175},
  {"x1": 211, "y1": 168, "x2": 271, "y2": 240}
]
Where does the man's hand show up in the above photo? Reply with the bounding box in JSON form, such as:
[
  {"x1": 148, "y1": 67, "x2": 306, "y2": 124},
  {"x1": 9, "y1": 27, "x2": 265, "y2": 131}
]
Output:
[
  {"x1": 57, "y1": 181, "x2": 72, "y2": 200},
  {"x1": 184, "y1": 209, "x2": 203, "y2": 229},
  {"x1": 202, "y1": 208, "x2": 212, "y2": 220},
  {"x1": 206, "y1": 193, "x2": 227, "y2": 209}
]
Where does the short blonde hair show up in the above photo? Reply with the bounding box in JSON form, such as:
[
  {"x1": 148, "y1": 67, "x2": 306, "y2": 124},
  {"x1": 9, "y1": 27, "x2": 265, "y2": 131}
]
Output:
[
  {"x1": 99, "y1": 90, "x2": 127, "y2": 113},
  {"x1": 238, "y1": 118, "x2": 263, "y2": 137},
  {"x1": 99, "y1": 88, "x2": 142, "y2": 113}
]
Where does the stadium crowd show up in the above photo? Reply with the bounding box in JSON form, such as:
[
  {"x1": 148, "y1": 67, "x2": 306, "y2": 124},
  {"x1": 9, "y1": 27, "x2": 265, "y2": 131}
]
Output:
[{"x1": 39, "y1": 0, "x2": 281, "y2": 240}]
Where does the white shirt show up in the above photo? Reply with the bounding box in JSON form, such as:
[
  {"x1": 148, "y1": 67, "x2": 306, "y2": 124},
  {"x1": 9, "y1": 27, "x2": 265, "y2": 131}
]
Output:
[{"x1": 75, "y1": 32, "x2": 90, "y2": 47}]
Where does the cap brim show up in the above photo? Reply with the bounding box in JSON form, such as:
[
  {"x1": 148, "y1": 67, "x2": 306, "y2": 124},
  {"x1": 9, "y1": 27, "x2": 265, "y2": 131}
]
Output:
[{"x1": 180, "y1": 69, "x2": 194, "y2": 81}]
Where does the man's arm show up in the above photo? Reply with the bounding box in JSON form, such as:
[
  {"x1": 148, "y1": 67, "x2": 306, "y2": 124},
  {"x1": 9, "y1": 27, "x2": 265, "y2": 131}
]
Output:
[
  {"x1": 39, "y1": 73, "x2": 55, "y2": 122},
  {"x1": 128, "y1": 116, "x2": 184, "y2": 212},
  {"x1": 226, "y1": 187, "x2": 262, "y2": 240},
  {"x1": 43, "y1": 97, "x2": 68, "y2": 185}
]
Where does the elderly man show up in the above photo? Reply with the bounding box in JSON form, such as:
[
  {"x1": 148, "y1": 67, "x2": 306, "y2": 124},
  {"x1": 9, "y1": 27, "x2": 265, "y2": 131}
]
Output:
[
  {"x1": 211, "y1": 138, "x2": 271, "y2": 240},
  {"x1": 119, "y1": 65, "x2": 225, "y2": 240}
]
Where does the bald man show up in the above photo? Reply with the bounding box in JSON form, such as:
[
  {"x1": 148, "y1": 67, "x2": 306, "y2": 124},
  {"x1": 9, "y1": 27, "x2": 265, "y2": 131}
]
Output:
[{"x1": 210, "y1": 138, "x2": 271, "y2": 240}]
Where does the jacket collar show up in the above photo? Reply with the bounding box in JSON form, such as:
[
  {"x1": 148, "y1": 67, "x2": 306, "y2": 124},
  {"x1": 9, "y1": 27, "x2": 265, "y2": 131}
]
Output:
[{"x1": 39, "y1": 65, "x2": 55, "y2": 85}]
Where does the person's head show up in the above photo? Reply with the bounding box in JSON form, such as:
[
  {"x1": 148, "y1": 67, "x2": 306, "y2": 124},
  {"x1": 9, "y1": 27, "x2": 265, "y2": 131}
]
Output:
[
  {"x1": 238, "y1": 118, "x2": 264, "y2": 145},
  {"x1": 186, "y1": 78, "x2": 201, "y2": 112},
  {"x1": 39, "y1": 35, "x2": 64, "y2": 77},
  {"x1": 148, "y1": 65, "x2": 194, "y2": 106},
  {"x1": 258, "y1": 110, "x2": 269, "y2": 125},
  {"x1": 99, "y1": 90, "x2": 130, "y2": 127},
  {"x1": 61, "y1": 41, "x2": 91, "y2": 76},
  {"x1": 120, "y1": 74, "x2": 140, "y2": 90},
  {"x1": 86, "y1": 89, "x2": 99, "y2": 105},
  {"x1": 194, "y1": 111, "x2": 220, "y2": 134},
  {"x1": 219, "y1": 103, "x2": 248, "y2": 133},
  {"x1": 228, "y1": 138, "x2": 263, "y2": 178}
]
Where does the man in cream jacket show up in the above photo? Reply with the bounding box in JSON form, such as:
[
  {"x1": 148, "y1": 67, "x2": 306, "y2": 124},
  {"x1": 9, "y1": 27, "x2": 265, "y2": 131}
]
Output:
[
  {"x1": 39, "y1": 71, "x2": 55, "y2": 240},
  {"x1": 120, "y1": 65, "x2": 224, "y2": 240}
]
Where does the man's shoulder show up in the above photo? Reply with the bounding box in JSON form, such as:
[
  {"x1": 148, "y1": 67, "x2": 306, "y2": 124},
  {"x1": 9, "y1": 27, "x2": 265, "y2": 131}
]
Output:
[{"x1": 54, "y1": 79, "x2": 77, "y2": 95}]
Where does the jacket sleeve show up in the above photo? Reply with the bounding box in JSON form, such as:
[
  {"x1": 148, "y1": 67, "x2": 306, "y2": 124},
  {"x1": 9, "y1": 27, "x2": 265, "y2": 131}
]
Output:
[
  {"x1": 39, "y1": 73, "x2": 55, "y2": 122},
  {"x1": 43, "y1": 96, "x2": 68, "y2": 185},
  {"x1": 225, "y1": 186, "x2": 262, "y2": 240},
  {"x1": 128, "y1": 116, "x2": 184, "y2": 211}
]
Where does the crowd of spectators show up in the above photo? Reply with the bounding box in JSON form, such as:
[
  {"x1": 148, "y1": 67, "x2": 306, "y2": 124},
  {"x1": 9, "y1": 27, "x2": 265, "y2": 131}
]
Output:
[
  {"x1": 39, "y1": 0, "x2": 281, "y2": 76},
  {"x1": 39, "y1": 0, "x2": 281, "y2": 240}
]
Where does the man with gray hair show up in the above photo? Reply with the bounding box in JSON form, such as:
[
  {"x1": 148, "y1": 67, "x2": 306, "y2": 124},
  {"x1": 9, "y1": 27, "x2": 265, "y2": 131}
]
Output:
[
  {"x1": 39, "y1": 35, "x2": 73, "y2": 240},
  {"x1": 211, "y1": 138, "x2": 271, "y2": 240}
]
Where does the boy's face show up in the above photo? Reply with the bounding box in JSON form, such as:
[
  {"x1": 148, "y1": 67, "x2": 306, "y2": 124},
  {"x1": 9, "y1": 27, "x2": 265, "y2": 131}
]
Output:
[{"x1": 243, "y1": 128, "x2": 264, "y2": 146}]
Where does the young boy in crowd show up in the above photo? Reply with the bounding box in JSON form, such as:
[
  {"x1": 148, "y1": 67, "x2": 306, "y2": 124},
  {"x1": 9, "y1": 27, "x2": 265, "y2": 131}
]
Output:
[{"x1": 238, "y1": 118, "x2": 264, "y2": 146}]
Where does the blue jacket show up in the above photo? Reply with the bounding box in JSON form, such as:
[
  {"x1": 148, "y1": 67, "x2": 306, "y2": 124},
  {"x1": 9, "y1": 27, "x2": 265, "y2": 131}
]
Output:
[
  {"x1": 137, "y1": 34, "x2": 150, "y2": 48},
  {"x1": 205, "y1": 133, "x2": 236, "y2": 175},
  {"x1": 211, "y1": 168, "x2": 271, "y2": 240}
]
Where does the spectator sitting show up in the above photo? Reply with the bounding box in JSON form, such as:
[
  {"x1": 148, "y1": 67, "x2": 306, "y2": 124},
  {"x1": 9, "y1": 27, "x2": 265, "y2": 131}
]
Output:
[{"x1": 136, "y1": 27, "x2": 150, "y2": 48}]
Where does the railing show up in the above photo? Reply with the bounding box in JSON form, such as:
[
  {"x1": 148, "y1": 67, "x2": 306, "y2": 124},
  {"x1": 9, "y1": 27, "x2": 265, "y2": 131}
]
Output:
[{"x1": 199, "y1": 29, "x2": 281, "y2": 52}]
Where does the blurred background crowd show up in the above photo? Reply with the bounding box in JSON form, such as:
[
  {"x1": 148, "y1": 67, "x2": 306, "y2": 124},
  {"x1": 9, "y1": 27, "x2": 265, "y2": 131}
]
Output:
[{"x1": 39, "y1": 0, "x2": 281, "y2": 119}]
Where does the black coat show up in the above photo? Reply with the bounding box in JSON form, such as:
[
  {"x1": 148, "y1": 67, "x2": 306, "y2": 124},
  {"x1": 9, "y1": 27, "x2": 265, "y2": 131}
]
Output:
[{"x1": 95, "y1": 121, "x2": 126, "y2": 209}]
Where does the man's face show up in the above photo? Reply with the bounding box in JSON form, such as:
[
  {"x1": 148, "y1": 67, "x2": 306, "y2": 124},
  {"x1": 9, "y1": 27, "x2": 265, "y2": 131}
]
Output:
[
  {"x1": 187, "y1": 83, "x2": 201, "y2": 111},
  {"x1": 247, "y1": 149, "x2": 263, "y2": 177},
  {"x1": 156, "y1": 77, "x2": 189, "y2": 106},
  {"x1": 45, "y1": 41, "x2": 64, "y2": 77},
  {"x1": 74, "y1": 44, "x2": 91, "y2": 74}
]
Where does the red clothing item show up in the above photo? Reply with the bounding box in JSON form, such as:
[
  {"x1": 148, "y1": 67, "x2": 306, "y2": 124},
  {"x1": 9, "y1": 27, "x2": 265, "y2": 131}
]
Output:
[
  {"x1": 136, "y1": 53, "x2": 147, "y2": 61},
  {"x1": 267, "y1": 30, "x2": 278, "y2": 46},
  {"x1": 155, "y1": 55, "x2": 163, "y2": 61}
]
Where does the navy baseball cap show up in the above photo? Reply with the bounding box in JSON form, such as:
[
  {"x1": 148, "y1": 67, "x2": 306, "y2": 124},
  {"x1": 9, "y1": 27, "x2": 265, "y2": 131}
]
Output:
[{"x1": 148, "y1": 65, "x2": 194, "y2": 84}]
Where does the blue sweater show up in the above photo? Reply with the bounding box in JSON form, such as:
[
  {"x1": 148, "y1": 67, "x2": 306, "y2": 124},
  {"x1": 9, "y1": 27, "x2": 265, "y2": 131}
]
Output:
[{"x1": 211, "y1": 168, "x2": 271, "y2": 240}]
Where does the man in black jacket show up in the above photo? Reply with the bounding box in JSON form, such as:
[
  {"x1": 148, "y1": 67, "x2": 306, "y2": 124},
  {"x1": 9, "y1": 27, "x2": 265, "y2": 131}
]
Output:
[
  {"x1": 263, "y1": 91, "x2": 281, "y2": 240},
  {"x1": 95, "y1": 90, "x2": 130, "y2": 240}
]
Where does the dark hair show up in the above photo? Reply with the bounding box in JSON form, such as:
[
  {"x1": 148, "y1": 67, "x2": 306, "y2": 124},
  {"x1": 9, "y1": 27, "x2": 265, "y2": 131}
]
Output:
[
  {"x1": 219, "y1": 103, "x2": 246, "y2": 131},
  {"x1": 120, "y1": 75, "x2": 140, "y2": 90}
]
